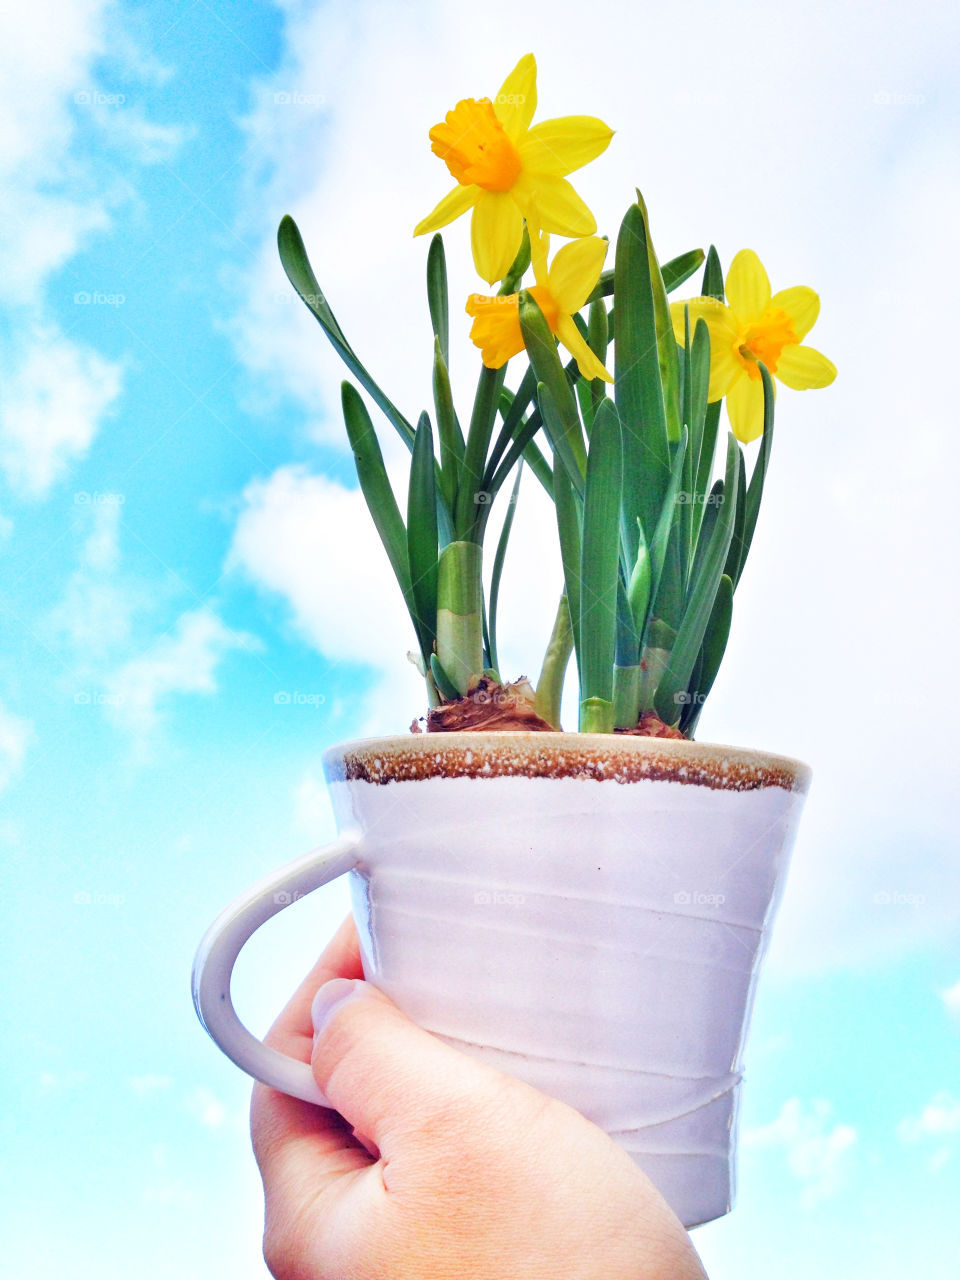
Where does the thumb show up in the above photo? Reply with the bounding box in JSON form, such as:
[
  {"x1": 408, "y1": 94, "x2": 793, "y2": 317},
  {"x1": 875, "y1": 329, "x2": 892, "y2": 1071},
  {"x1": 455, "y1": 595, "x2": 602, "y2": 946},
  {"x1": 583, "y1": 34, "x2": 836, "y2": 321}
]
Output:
[{"x1": 310, "y1": 978, "x2": 505, "y2": 1152}]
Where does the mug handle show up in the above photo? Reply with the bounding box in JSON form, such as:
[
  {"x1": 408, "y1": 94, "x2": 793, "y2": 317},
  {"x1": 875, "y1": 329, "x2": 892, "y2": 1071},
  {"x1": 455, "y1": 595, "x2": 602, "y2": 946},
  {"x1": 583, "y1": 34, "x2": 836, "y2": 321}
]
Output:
[{"x1": 191, "y1": 835, "x2": 361, "y2": 1106}]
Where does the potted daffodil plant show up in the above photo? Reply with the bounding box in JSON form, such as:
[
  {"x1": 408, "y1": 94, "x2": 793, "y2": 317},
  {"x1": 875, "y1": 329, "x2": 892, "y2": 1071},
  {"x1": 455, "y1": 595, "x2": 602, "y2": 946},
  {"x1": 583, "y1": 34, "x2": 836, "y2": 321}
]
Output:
[{"x1": 193, "y1": 53, "x2": 835, "y2": 1230}]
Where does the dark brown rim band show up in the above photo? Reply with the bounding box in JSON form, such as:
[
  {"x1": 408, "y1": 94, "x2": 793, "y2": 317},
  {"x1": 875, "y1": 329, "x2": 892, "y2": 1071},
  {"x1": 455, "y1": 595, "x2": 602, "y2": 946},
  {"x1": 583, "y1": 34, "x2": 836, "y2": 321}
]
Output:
[{"x1": 323, "y1": 732, "x2": 811, "y2": 794}]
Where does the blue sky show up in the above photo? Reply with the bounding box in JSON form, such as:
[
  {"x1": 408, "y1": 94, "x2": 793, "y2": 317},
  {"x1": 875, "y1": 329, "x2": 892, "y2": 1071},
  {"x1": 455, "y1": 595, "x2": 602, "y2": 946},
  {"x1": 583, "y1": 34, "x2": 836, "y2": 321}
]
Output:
[{"x1": 1, "y1": 1, "x2": 958, "y2": 1275}]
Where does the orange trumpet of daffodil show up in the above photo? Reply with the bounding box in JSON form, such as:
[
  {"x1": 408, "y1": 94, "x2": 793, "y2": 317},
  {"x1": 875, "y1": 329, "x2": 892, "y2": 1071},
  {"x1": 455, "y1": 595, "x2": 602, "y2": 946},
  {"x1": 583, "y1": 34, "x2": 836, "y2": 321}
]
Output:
[
  {"x1": 466, "y1": 230, "x2": 612, "y2": 382},
  {"x1": 670, "y1": 249, "x2": 836, "y2": 443},
  {"x1": 414, "y1": 53, "x2": 614, "y2": 285}
]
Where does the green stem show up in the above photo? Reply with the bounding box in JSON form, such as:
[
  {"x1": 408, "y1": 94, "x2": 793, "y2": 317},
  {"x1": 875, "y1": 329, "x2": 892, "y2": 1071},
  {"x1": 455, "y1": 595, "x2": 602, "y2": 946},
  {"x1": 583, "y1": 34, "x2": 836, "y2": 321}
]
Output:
[
  {"x1": 534, "y1": 595, "x2": 574, "y2": 729},
  {"x1": 455, "y1": 365, "x2": 505, "y2": 539},
  {"x1": 613, "y1": 664, "x2": 641, "y2": 728},
  {"x1": 436, "y1": 540, "x2": 484, "y2": 695},
  {"x1": 636, "y1": 618, "x2": 677, "y2": 714},
  {"x1": 580, "y1": 696, "x2": 615, "y2": 734}
]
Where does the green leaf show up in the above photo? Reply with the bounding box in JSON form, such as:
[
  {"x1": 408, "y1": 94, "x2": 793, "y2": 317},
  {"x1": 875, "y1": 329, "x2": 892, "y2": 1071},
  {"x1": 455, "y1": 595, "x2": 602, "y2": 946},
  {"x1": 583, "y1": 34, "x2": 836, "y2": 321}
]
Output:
[
  {"x1": 614, "y1": 200, "x2": 671, "y2": 566},
  {"x1": 426, "y1": 234, "x2": 449, "y2": 368},
  {"x1": 432, "y1": 338, "x2": 463, "y2": 521},
  {"x1": 519, "y1": 290, "x2": 587, "y2": 474},
  {"x1": 454, "y1": 364, "x2": 505, "y2": 539},
  {"x1": 340, "y1": 381, "x2": 415, "y2": 625},
  {"x1": 697, "y1": 572, "x2": 734, "y2": 698},
  {"x1": 587, "y1": 247, "x2": 705, "y2": 303},
  {"x1": 407, "y1": 411, "x2": 439, "y2": 658},
  {"x1": 653, "y1": 434, "x2": 740, "y2": 721},
  {"x1": 487, "y1": 461, "x2": 523, "y2": 677},
  {"x1": 723, "y1": 443, "x2": 747, "y2": 583},
  {"x1": 278, "y1": 216, "x2": 414, "y2": 448},
  {"x1": 429, "y1": 653, "x2": 460, "y2": 702},
  {"x1": 647, "y1": 427, "x2": 688, "y2": 617},
  {"x1": 687, "y1": 317, "x2": 711, "y2": 512},
  {"x1": 554, "y1": 460, "x2": 583, "y2": 679},
  {"x1": 694, "y1": 402, "x2": 722, "y2": 545},
  {"x1": 702, "y1": 244, "x2": 725, "y2": 301},
  {"x1": 486, "y1": 366, "x2": 538, "y2": 483},
  {"x1": 538, "y1": 381, "x2": 586, "y2": 497},
  {"x1": 627, "y1": 521, "x2": 651, "y2": 636},
  {"x1": 735, "y1": 362, "x2": 776, "y2": 586},
  {"x1": 579, "y1": 399, "x2": 623, "y2": 706}
]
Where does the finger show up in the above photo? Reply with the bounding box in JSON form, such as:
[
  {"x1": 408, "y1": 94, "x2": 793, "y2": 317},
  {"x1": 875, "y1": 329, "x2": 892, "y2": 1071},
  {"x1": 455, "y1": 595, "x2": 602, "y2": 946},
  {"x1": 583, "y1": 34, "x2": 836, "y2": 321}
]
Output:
[
  {"x1": 309, "y1": 979, "x2": 514, "y2": 1154},
  {"x1": 251, "y1": 915, "x2": 370, "y2": 1191}
]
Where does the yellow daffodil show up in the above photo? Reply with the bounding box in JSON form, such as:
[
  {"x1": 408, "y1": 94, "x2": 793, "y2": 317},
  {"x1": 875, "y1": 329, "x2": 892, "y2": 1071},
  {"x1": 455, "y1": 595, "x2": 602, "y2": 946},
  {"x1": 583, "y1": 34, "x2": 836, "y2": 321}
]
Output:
[
  {"x1": 414, "y1": 53, "x2": 614, "y2": 285},
  {"x1": 671, "y1": 249, "x2": 836, "y2": 443},
  {"x1": 466, "y1": 231, "x2": 612, "y2": 382}
]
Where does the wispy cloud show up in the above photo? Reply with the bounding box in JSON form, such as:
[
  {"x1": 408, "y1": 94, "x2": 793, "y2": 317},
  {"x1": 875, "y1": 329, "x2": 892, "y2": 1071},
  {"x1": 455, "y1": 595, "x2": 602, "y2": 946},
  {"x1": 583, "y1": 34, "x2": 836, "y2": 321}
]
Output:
[
  {"x1": 899, "y1": 1092, "x2": 960, "y2": 1142},
  {"x1": 0, "y1": 325, "x2": 123, "y2": 496},
  {"x1": 105, "y1": 608, "x2": 258, "y2": 737},
  {"x1": 743, "y1": 1098, "x2": 858, "y2": 1208},
  {"x1": 0, "y1": 700, "x2": 31, "y2": 794},
  {"x1": 941, "y1": 980, "x2": 960, "y2": 1018},
  {"x1": 0, "y1": 0, "x2": 189, "y2": 498}
]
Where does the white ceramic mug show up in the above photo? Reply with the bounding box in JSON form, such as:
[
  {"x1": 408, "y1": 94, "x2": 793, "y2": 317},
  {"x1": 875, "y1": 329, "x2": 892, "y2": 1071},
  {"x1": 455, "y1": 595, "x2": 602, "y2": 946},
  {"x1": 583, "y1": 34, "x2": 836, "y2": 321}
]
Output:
[{"x1": 193, "y1": 731, "x2": 809, "y2": 1228}]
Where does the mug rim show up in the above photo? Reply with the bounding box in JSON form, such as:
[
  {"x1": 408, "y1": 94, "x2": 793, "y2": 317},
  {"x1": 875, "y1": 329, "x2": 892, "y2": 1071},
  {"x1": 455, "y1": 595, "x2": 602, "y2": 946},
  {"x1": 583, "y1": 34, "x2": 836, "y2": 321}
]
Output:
[{"x1": 322, "y1": 731, "x2": 812, "y2": 794}]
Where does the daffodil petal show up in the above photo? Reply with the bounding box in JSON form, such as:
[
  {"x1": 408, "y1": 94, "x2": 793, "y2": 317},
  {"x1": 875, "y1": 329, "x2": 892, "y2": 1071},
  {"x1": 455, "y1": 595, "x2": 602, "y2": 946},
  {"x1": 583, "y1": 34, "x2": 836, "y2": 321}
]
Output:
[
  {"x1": 770, "y1": 286, "x2": 820, "y2": 342},
  {"x1": 669, "y1": 298, "x2": 741, "y2": 400},
  {"x1": 529, "y1": 228, "x2": 550, "y2": 288},
  {"x1": 547, "y1": 236, "x2": 608, "y2": 314},
  {"x1": 775, "y1": 344, "x2": 837, "y2": 390},
  {"x1": 466, "y1": 293, "x2": 523, "y2": 368},
  {"x1": 492, "y1": 53, "x2": 537, "y2": 142},
  {"x1": 726, "y1": 249, "x2": 771, "y2": 323},
  {"x1": 414, "y1": 184, "x2": 479, "y2": 236},
  {"x1": 471, "y1": 192, "x2": 524, "y2": 285},
  {"x1": 514, "y1": 172, "x2": 596, "y2": 238},
  {"x1": 556, "y1": 315, "x2": 613, "y2": 382},
  {"x1": 725, "y1": 372, "x2": 769, "y2": 444},
  {"x1": 517, "y1": 116, "x2": 614, "y2": 177}
]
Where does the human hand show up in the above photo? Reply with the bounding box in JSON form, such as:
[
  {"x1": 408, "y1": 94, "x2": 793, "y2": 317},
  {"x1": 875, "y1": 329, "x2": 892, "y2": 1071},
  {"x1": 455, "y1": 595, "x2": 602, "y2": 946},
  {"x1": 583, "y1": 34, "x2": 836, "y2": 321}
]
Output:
[{"x1": 251, "y1": 915, "x2": 708, "y2": 1280}]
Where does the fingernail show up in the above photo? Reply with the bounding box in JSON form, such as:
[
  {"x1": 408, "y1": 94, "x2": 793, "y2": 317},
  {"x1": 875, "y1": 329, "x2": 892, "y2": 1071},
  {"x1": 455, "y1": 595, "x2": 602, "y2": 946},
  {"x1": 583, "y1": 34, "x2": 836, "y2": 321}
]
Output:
[{"x1": 311, "y1": 977, "x2": 364, "y2": 1038}]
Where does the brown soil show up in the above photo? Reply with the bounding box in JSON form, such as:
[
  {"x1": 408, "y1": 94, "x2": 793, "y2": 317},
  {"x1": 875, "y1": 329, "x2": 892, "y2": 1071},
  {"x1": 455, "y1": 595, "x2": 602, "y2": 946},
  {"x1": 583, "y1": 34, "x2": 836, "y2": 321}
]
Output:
[{"x1": 411, "y1": 680, "x2": 688, "y2": 739}]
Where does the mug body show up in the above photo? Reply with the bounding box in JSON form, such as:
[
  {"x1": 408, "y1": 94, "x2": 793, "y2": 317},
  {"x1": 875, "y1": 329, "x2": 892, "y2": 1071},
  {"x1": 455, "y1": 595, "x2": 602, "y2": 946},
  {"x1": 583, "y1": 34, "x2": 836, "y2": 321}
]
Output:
[{"x1": 323, "y1": 731, "x2": 810, "y2": 1228}]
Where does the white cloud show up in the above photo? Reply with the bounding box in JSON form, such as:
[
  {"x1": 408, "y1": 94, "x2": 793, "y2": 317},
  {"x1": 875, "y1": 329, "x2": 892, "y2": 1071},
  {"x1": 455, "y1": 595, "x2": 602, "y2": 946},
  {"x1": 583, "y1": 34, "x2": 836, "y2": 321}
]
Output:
[
  {"x1": 0, "y1": 700, "x2": 31, "y2": 794},
  {"x1": 105, "y1": 608, "x2": 257, "y2": 736},
  {"x1": 899, "y1": 1092, "x2": 960, "y2": 1142},
  {"x1": 294, "y1": 769, "x2": 335, "y2": 837},
  {"x1": 228, "y1": 464, "x2": 425, "y2": 731},
  {"x1": 47, "y1": 498, "x2": 136, "y2": 659},
  {"x1": 0, "y1": 0, "x2": 189, "y2": 498},
  {"x1": 226, "y1": 0, "x2": 960, "y2": 974},
  {"x1": 0, "y1": 325, "x2": 123, "y2": 496},
  {"x1": 743, "y1": 1098, "x2": 858, "y2": 1208},
  {"x1": 942, "y1": 981, "x2": 960, "y2": 1018}
]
